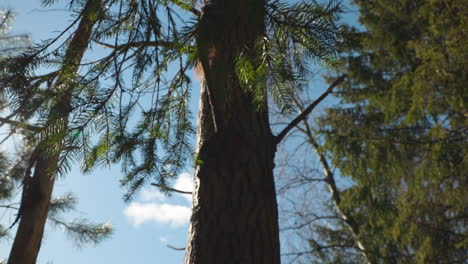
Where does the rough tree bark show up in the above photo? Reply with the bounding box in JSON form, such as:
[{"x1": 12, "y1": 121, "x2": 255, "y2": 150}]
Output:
[
  {"x1": 184, "y1": 1, "x2": 281, "y2": 263},
  {"x1": 7, "y1": 1, "x2": 103, "y2": 263}
]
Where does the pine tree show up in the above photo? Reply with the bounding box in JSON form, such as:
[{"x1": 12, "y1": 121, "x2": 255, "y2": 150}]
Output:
[
  {"x1": 0, "y1": 8, "x2": 112, "y2": 262},
  {"x1": 0, "y1": 10, "x2": 30, "y2": 239},
  {"x1": 0, "y1": 1, "x2": 112, "y2": 263},
  {"x1": 313, "y1": 0, "x2": 467, "y2": 262},
  {"x1": 1, "y1": 0, "x2": 348, "y2": 263}
]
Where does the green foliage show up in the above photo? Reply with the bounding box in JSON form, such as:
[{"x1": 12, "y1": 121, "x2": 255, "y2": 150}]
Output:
[
  {"x1": 49, "y1": 219, "x2": 113, "y2": 247},
  {"x1": 74, "y1": 0, "x2": 196, "y2": 200},
  {"x1": 0, "y1": 0, "x2": 196, "y2": 200},
  {"x1": 260, "y1": 0, "x2": 351, "y2": 114},
  {"x1": 47, "y1": 194, "x2": 113, "y2": 247},
  {"x1": 314, "y1": 0, "x2": 467, "y2": 262},
  {"x1": 48, "y1": 193, "x2": 78, "y2": 216}
]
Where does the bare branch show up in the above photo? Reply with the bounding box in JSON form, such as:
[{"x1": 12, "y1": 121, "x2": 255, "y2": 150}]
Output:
[
  {"x1": 0, "y1": 204, "x2": 19, "y2": 210},
  {"x1": 27, "y1": 8, "x2": 69, "y2": 14},
  {"x1": 280, "y1": 215, "x2": 340, "y2": 232},
  {"x1": 0, "y1": 130, "x2": 14, "y2": 145},
  {"x1": 151, "y1": 183, "x2": 192, "y2": 195},
  {"x1": 282, "y1": 243, "x2": 354, "y2": 256},
  {"x1": 166, "y1": 244, "x2": 186, "y2": 251},
  {"x1": 275, "y1": 75, "x2": 347, "y2": 144},
  {"x1": 292, "y1": 96, "x2": 372, "y2": 264}
]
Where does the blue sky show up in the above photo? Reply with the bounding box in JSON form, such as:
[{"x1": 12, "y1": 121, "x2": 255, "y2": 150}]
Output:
[{"x1": 0, "y1": 1, "x2": 360, "y2": 263}]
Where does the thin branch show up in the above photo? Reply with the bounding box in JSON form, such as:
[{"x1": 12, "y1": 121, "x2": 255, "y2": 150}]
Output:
[
  {"x1": 27, "y1": 8, "x2": 69, "y2": 14},
  {"x1": 0, "y1": 109, "x2": 22, "y2": 127},
  {"x1": 0, "y1": 131, "x2": 14, "y2": 145},
  {"x1": 94, "y1": 40, "x2": 175, "y2": 50},
  {"x1": 0, "y1": 117, "x2": 25, "y2": 128},
  {"x1": 151, "y1": 183, "x2": 192, "y2": 195},
  {"x1": 0, "y1": 117, "x2": 41, "y2": 132},
  {"x1": 282, "y1": 243, "x2": 353, "y2": 256},
  {"x1": 293, "y1": 102, "x2": 372, "y2": 264},
  {"x1": 28, "y1": 70, "x2": 59, "y2": 81},
  {"x1": 280, "y1": 215, "x2": 340, "y2": 231},
  {"x1": 171, "y1": 1, "x2": 201, "y2": 17},
  {"x1": 166, "y1": 244, "x2": 186, "y2": 251},
  {"x1": 0, "y1": 204, "x2": 19, "y2": 210},
  {"x1": 31, "y1": 12, "x2": 82, "y2": 58},
  {"x1": 275, "y1": 75, "x2": 346, "y2": 144}
]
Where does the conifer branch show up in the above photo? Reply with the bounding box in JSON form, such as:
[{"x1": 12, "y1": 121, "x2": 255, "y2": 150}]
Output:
[
  {"x1": 0, "y1": 109, "x2": 21, "y2": 126},
  {"x1": 0, "y1": 117, "x2": 41, "y2": 132},
  {"x1": 170, "y1": 1, "x2": 201, "y2": 17},
  {"x1": 275, "y1": 75, "x2": 346, "y2": 144},
  {"x1": 29, "y1": 71, "x2": 59, "y2": 81}
]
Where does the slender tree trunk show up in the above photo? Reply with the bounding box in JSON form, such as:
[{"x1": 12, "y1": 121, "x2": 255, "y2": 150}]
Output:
[
  {"x1": 184, "y1": 1, "x2": 281, "y2": 263},
  {"x1": 7, "y1": 154, "x2": 59, "y2": 264},
  {"x1": 7, "y1": 1, "x2": 102, "y2": 263}
]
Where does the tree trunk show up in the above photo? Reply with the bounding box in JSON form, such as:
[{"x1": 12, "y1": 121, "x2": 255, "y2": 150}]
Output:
[
  {"x1": 184, "y1": 1, "x2": 281, "y2": 263},
  {"x1": 7, "y1": 1, "x2": 102, "y2": 263},
  {"x1": 7, "y1": 155, "x2": 59, "y2": 264}
]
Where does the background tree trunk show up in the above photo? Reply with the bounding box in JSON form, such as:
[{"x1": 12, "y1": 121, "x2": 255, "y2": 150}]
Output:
[
  {"x1": 184, "y1": 1, "x2": 281, "y2": 263},
  {"x1": 7, "y1": 1, "x2": 103, "y2": 263},
  {"x1": 7, "y1": 155, "x2": 58, "y2": 264}
]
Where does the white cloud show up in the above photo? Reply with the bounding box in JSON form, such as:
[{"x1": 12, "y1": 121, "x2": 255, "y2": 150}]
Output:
[
  {"x1": 123, "y1": 172, "x2": 195, "y2": 228},
  {"x1": 124, "y1": 202, "x2": 191, "y2": 228},
  {"x1": 159, "y1": 236, "x2": 169, "y2": 243},
  {"x1": 174, "y1": 172, "x2": 193, "y2": 203},
  {"x1": 139, "y1": 188, "x2": 166, "y2": 202}
]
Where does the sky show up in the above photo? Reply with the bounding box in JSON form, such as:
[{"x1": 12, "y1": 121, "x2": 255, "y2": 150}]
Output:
[{"x1": 0, "y1": 1, "x2": 360, "y2": 263}]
